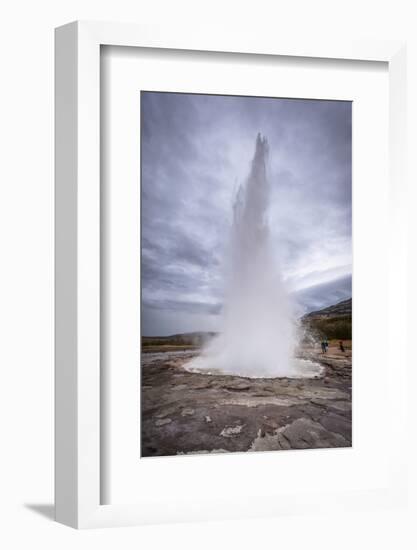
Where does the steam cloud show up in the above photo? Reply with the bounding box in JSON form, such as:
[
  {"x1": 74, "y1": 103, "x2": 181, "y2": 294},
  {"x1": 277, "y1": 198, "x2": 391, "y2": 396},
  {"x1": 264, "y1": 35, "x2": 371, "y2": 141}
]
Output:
[{"x1": 186, "y1": 135, "x2": 322, "y2": 378}]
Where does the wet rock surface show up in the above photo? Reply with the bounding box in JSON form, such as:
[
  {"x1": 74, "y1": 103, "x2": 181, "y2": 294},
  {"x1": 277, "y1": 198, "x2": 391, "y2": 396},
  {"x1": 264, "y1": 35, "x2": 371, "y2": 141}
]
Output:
[{"x1": 141, "y1": 346, "x2": 352, "y2": 457}]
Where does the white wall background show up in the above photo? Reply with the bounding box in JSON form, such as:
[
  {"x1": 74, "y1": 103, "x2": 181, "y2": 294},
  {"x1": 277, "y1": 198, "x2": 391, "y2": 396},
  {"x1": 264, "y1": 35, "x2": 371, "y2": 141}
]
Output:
[{"x1": 0, "y1": 0, "x2": 416, "y2": 548}]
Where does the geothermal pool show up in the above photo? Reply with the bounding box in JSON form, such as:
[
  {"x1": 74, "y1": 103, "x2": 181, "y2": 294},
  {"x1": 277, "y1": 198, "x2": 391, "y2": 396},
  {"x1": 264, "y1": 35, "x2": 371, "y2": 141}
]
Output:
[
  {"x1": 184, "y1": 355, "x2": 324, "y2": 379},
  {"x1": 142, "y1": 349, "x2": 324, "y2": 379}
]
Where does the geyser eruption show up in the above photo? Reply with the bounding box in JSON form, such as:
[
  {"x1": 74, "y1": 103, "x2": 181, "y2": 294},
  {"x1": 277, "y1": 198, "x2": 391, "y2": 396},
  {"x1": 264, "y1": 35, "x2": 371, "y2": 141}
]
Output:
[{"x1": 187, "y1": 134, "x2": 322, "y2": 378}]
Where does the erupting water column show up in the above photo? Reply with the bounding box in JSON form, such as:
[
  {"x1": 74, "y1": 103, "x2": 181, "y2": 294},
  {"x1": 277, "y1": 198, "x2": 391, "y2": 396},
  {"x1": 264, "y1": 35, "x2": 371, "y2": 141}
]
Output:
[{"x1": 187, "y1": 134, "x2": 321, "y2": 378}]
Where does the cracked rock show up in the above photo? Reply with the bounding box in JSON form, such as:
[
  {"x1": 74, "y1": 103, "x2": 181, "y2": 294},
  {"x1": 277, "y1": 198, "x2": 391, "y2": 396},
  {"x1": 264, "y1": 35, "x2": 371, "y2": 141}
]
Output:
[
  {"x1": 280, "y1": 417, "x2": 348, "y2": 448},
  {"x1": 155, "y1": 418, "x2": 172, "y2": 427},
  {"x1": 181, "y1": 407, "x2": 195, "y2": 416},
  {"x1": 220, "y1": 424, "x2": 245, "y2": 437}
]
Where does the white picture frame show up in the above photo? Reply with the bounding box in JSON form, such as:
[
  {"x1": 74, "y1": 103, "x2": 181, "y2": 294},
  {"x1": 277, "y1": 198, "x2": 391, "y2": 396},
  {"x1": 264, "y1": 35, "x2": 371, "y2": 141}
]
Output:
[{"x1": 55, "y1": 21, "x2": 407, "y2": 529}]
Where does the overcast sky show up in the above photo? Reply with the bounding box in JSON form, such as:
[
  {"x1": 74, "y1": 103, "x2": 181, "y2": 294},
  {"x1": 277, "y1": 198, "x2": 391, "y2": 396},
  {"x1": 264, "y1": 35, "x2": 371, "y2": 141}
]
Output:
[{"x1": 141, "y1": 92, "x2": 352, "y2": 336}]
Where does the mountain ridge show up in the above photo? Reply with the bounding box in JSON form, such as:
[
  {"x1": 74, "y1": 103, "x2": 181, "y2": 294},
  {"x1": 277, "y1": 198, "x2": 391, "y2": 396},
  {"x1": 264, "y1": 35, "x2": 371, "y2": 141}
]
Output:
[
  {"x1": 301, "y1": 298, "x2": 352, "y2": 340},
  {"x1": 303, "y1": 298, "x2": 352, "y2": 320}
]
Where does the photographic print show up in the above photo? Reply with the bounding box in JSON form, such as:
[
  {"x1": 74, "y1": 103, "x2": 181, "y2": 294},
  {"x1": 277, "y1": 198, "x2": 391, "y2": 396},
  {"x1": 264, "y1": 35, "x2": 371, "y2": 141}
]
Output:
[{"x1": 140, "y1": 92, "x2": 352, "y2": 457}]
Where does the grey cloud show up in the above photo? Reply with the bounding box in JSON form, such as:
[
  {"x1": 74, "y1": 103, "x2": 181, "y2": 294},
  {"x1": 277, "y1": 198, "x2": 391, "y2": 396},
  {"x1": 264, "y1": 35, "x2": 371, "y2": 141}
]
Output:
[{"x1": 293, "y1": 274, "x2": 352, "y2": 315}]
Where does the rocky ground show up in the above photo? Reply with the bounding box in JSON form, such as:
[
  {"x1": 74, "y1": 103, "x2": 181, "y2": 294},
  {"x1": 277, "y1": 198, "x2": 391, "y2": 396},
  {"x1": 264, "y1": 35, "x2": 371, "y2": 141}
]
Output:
[{"x1": 141, "y1": 345, "x2": 352, "y2": 457}]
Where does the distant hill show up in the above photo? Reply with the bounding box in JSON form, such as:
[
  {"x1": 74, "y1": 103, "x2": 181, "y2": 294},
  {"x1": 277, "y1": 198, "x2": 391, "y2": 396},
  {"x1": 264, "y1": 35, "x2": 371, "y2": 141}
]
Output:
[
  {"x1": 302, "y1": 298, "x2": 352, "y2": 340},
  {"x1": 303, "y1": 298, "x2": 352, "y2": 320},
  {"x1": 166, "y1": 331, "x2": 217, "y2": 343},
  {"x1": 142, "y1": 331, "x2": 217, "y2": 350}
]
